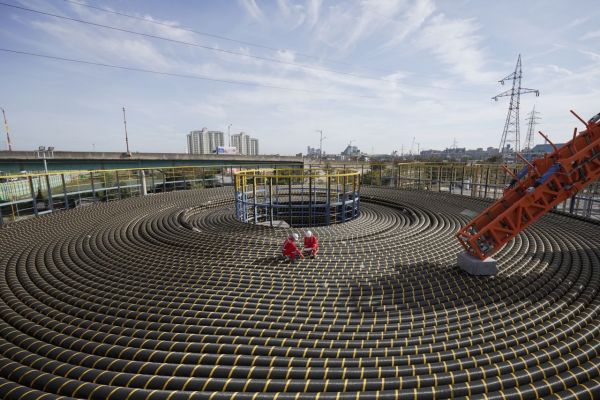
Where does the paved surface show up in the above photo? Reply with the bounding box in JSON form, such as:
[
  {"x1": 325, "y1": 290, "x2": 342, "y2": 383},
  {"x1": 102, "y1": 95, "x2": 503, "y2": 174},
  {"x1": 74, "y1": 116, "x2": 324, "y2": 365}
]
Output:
[{"x1": 0, "y1": 187, "x2": 599, "y2": 399}]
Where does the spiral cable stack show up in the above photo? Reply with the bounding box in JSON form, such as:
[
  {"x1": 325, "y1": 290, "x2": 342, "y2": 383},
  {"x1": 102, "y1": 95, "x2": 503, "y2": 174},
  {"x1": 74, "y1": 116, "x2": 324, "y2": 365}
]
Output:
[{"x1": 0, "y1": 187, "x2": 599, "y2": 399}]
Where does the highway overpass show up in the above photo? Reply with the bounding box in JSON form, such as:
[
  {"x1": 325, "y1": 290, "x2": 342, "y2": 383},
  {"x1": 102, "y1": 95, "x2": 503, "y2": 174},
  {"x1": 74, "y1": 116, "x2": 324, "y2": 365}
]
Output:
[{"x1": 0, "y1": 150, "x2": 303, "y2": 173}]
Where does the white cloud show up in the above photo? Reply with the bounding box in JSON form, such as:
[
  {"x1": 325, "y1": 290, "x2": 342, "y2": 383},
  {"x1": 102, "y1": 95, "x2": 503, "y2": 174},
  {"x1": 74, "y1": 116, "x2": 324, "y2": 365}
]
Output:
[
  {"x1": 305, "y1": 0, "x2": 323, "y2": 28},
  {"x1": 274, "y1": 0, "x2": 322, "y2": 30},
  {"x1": 5, "y1": 0, "x2": 598, "y2": 156},
  {"x1": 274, "y1": 0, "x2": 304, "y2": 29},
  {"x1": 316, "y1": 0, "x2": 410, "y2": 52},
  {"x1": 105, "y1": 39, "x2": 172, "y2": 69},
  {"x1": 277, "y1": 0, "x2": 293, "y2": 17},
  {"x1": 64, "y1": 0, "x2": 198, "y2": 43},
  {"x1": 579, "y1": 50, "x2": 600, "y2": 62},
  {"x1": 530, "y1": 64, "x2": 574, "y2": 78},
  {"x1": 239, "y1": 0, "x2": 264, "y2": 20},
  {"x1": 179, "y1": 102, "x2": 228, "y2": 120},
  {"x1": 383, "y1": 0, "x2": 435, "y2": 48},
  {"x1": 136, "y1": 15, "x2": 197, "y2": 43},
  {"x1": 580, "y1": 30, "x2": 600, "y2": 40},
  {"x1": 28, "y1": 19, "x2": 172, "y2": 70},
  {"x1": 276, "y1": 50, "x2": 296, "y2": 63},
  {"x1": 523, "y1": 44, "x2": 565, "y2": 61},
  {"x1": 415, "y1": 14, "x2": 494, "y2": 83},
  {"x1": 564, "y1": 17, "x2": 588, "y2": 30},
  {"x1": 24, "y1": 6, "x2": 415, "y2": 102}
]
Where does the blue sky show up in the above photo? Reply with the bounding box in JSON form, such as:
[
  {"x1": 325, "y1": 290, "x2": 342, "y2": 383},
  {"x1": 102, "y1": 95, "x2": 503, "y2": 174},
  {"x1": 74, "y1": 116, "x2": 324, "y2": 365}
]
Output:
[{"x1": 0, "y1": 0, "x2": 599, "y2": 155}]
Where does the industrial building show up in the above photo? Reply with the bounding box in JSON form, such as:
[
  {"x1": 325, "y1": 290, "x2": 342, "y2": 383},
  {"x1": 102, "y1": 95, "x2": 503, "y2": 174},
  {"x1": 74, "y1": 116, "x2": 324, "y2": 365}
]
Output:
[
  {"x1": 306, "y1": 145, "x2": 322, "y2": 158},
  {"x1": 420, "y1": 146, "x2": 500, "y2": 160},
  {"x1": 341, "y1": 144, "x2": 361, "y2": 157}
]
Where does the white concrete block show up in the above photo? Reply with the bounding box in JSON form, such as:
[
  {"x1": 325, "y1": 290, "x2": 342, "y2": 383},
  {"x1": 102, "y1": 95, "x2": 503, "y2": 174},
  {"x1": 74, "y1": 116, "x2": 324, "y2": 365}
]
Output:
[{"x1": 458, "y1": 252, "x2": 498, "y2": 276}]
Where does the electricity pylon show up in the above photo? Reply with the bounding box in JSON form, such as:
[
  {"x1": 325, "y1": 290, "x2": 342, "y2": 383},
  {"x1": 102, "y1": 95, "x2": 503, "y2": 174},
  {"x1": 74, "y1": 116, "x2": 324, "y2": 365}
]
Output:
[
  {"x1": 523, "y1": 105, "x2": 541, "y2": 157},
  {"x1": 492, "y1": 54, "x2": 539, "y2": 162}
]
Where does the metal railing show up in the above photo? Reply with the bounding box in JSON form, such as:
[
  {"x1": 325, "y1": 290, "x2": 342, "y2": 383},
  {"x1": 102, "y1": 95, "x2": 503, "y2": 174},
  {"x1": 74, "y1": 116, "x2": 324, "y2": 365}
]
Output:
[
  {"x1": 364, "y1": 162, "x2": 600, "y2": 221},
  {"x1": 0, "y1": 164, "x2": 296, "y2": 226},
  {"x1": 2, "y1": 161, "x2": 598, "y2": 226},
  {"x1": 234, "y1": 168, "x2": 361, "y2": 227}
]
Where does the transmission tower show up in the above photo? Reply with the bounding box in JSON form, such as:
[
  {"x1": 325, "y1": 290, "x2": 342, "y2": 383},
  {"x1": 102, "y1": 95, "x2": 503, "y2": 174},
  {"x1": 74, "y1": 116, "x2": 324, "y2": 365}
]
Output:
[
  {"x1": 492, "y1": 54, "x2": 539, "y2": 162},
  {"x1": 523, "y1": 105, "x2": 541, "y2": 157}
]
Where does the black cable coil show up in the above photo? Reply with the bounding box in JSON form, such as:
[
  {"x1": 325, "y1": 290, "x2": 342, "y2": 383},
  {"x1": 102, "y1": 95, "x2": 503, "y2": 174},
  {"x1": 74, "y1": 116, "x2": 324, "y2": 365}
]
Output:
[{"x1": 0, "y1": 187, "x2": 599, "y2": 399}]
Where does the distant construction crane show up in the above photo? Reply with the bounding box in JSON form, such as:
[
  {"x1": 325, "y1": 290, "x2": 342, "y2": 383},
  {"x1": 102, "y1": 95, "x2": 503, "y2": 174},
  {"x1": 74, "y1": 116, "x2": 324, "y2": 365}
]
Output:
[
  {"x1": 1, "y1": 108, "x2": 13, "y2": 151},
  {"x1": 122, "y1": 107, "x2": 131, "y2": 155},
  {"x1": 493, "y1": 54, "x2": 539, "y2": 162},
  {"x1": 316, "y1": 130, "x2": 326, "y2": 163},
  {"x1": 523, "y1": 106, "x2": 541, "y2": 156}
]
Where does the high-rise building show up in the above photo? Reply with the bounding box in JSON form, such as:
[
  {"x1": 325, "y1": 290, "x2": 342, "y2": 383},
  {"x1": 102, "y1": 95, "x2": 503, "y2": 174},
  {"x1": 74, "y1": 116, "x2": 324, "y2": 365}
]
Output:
[
  {"x1": 187, "y1": 128, "x2": 225, "y2": 154},
  {"x1": 231, "y1": 133, "x2": 246, "y2": 155},
  {"x1": 249, "y1": 138, "x2": 259, "y2": 155},
  {"x1": 231, "y1": 132, "x2": 259, "y2": 155}
]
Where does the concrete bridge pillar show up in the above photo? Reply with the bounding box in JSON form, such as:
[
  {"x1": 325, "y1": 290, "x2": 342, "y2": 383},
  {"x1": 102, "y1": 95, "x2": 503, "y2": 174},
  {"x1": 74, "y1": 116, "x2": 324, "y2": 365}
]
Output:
[{"x1": 140, "y1": 170, "x2": 147, "y2": 196}]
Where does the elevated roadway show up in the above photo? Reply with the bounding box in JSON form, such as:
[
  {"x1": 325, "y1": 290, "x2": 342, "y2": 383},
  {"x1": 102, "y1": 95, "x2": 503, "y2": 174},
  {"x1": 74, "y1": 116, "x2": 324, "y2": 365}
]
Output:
[{"x1": 0, "y1": 151, "x2": 303, "y2": 173}]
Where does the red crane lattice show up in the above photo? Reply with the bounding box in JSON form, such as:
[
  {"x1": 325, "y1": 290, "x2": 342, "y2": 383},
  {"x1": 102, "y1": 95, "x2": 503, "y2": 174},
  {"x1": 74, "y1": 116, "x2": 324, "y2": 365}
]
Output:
[{"x1": 457, "y1": 110, "x2": 600, "y2": 260}]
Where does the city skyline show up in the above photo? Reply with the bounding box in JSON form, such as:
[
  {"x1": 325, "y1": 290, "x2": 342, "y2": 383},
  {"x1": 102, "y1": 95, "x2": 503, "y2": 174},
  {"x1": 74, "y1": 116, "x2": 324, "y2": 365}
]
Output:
[{"x1": 0, "y1": 0, "x2": 599, "y2": 155}]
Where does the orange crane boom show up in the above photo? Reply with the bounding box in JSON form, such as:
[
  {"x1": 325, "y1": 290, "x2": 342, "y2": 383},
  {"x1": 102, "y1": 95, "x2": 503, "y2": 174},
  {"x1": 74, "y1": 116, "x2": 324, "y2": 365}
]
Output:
[{"x1": 456, "y1": 110, "x2": 600, "y2": 260}]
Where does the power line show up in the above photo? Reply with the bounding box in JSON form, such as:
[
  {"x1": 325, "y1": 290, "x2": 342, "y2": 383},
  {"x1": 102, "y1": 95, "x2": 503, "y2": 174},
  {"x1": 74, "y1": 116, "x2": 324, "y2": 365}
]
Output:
[
  {"x1": 1, "y1": 1, "x2": 484, "y2": 94},
  {"x1": 0, "y1": 2, "x2": 394, "y2": 84},
  {"x1": 63, "y1": 0, "x2": 372, "y2": 71},
  {"x1": 61, "y1": 0, "x2": 444, "y2": 80},
  {"x1": 0, "y1": 47, "x2": 380, "y2": 98}
]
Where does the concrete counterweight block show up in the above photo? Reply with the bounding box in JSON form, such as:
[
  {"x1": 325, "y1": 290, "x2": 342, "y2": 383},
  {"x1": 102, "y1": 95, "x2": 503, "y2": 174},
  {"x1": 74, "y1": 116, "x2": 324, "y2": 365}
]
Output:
[{"x1": 458, "y1": 251, "x2": 498, "y2": 276}]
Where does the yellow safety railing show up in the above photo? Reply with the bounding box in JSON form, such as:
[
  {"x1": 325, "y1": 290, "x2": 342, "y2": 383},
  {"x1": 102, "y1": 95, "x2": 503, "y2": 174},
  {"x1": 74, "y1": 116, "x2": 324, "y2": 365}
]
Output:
[
  {"x1": 2, "y1": 162, "x2": 597, "y2": 225},
  {"x1": 0, "y1": 164, "x2": 271, "y2": 226},
  {"x1": 366, "y1": 161, "x2": 600, "y2": 219},
  {"x1": 234, "y1": 167, "x2": 361, "y2": 227}
]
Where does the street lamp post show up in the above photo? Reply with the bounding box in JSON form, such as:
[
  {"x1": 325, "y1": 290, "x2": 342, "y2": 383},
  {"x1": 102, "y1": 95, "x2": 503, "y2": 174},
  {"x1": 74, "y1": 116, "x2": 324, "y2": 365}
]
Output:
[
  {"x1": 35, "y1": 146, "x2": 55, "y2": 212},
  {"x1": 37, "y1": 146, "x2": 54, "y2": 173}
]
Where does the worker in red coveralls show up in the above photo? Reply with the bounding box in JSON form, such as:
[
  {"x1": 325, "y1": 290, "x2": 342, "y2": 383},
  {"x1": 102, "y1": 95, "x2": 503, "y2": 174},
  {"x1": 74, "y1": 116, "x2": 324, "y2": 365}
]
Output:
[
  {"x1": 302, "y1": 230, "x2": 319, "y2": 258},
  {"x1": 282, "y1": 233, "x2": 304, "y2": 263},
  {"x1": 280, "y1": 233, "x2": 292, "y2": 259}
]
